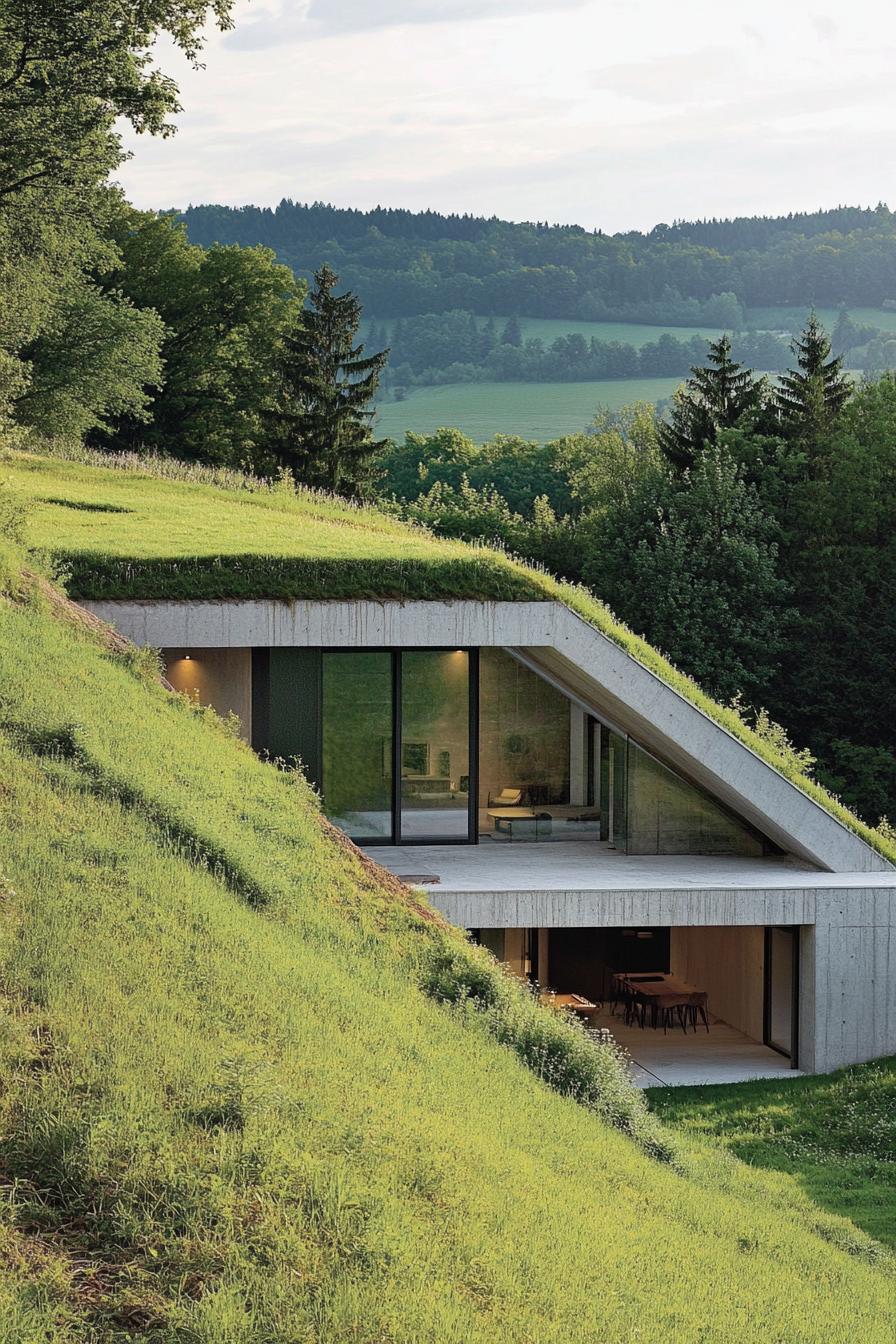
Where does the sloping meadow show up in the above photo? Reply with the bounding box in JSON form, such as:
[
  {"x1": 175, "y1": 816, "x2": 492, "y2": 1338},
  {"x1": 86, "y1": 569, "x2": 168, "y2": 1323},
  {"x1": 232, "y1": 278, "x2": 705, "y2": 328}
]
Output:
[{"x1": 0, "y1": 557, "x2": 895, "y2": 1338}]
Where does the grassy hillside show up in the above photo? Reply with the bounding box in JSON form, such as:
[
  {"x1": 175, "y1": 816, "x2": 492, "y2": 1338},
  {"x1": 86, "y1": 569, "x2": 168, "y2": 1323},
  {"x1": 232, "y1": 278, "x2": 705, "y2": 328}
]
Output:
[
  {"x1": 4, "y1": 445, "x2": 894, "y2": 866},
  {"x1": 373, "y1": 376, "x2": 685, "y2": 442},
  {"x1": 652, "y1": 1059, "x2": 896, "y2": 1249},
  {"x1": 2, "y1": 553, "x2": 896, "y2": 1340}
]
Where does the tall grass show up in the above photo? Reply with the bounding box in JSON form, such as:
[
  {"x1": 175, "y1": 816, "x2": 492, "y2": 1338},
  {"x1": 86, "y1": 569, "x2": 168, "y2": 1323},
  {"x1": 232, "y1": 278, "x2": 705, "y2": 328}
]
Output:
[
  {"x1": 652, "y1": 1060, "x2": 896, "y2": 1250},
  {"x1": 2, "y1": 573, "x2": 896, "y2": 1340}
]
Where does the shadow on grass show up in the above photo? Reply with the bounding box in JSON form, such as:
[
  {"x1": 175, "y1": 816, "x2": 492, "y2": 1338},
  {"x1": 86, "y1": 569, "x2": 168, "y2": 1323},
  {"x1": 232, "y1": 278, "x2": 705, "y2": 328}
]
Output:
[{"x1": 648, "y1": 1057, "x2": 896, "y2": 1247}]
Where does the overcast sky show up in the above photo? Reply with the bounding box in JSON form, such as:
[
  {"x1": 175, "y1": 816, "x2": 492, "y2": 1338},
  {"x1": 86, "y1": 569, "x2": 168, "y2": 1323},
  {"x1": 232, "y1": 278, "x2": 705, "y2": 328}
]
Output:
[{"x1": 116, "y1": 0, "x2": 896, "y2": 233}]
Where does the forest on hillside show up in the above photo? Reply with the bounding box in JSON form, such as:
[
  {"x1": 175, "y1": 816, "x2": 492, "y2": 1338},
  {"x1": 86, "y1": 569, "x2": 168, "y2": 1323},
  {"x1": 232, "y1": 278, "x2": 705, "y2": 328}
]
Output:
[{"x1": 180, "y1": 200, "x2": 896, "y2": 317}]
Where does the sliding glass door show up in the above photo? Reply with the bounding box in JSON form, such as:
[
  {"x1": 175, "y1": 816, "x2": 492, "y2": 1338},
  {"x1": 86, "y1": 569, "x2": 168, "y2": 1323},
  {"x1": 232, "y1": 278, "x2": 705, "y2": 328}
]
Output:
[
  {"x1": 322, "y1": 652, "x2": 393, "y2": 839},
  {"x1": 319, "y1": 648, "x2": 476, "y2": 845},
  {"x1": 399, "y1": 650, "x2": 471, "y2": 841},
  {"x1": 764, "y1": 927, "x2": 799, "y2": 1064}
]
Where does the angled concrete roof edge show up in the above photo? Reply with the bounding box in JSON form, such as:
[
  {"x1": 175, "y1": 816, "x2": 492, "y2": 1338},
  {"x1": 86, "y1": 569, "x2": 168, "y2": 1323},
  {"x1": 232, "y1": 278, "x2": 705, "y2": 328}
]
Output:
[{"x1": 524, "y1": 604, "x2": 891, "y2": 874}]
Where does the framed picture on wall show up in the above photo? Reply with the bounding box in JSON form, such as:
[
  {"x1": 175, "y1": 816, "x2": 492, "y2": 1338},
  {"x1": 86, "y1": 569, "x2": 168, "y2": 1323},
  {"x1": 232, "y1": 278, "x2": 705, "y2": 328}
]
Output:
[{"x1": 402, "y1": 741, "x2": 430, "y2": 776}]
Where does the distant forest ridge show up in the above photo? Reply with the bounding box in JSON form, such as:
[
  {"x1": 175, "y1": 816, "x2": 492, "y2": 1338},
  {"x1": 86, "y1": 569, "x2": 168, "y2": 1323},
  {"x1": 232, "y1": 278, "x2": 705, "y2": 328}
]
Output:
[{"x1": 178, "y1": 200, "x2": 896, "y2": 317}]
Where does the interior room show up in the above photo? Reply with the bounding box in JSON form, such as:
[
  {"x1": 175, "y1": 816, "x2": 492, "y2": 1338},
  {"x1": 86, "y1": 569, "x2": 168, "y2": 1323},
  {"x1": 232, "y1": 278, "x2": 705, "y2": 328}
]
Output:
[{"x1": 472, "y1": 923, "x2": 800, "y2": 1086}]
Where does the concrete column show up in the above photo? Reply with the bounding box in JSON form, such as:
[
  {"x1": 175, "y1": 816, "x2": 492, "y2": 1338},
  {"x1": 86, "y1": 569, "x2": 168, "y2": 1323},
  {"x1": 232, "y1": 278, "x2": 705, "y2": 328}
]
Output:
[
  {"x1": 569, "y1": 706, "x2": 587, "y2": 805},
  {"x1": 538, "y1": 927, "x2": 550, "y2": 990},
  {"x1": 798, "y1": 924, "x2": 818, "y2": 1073}
]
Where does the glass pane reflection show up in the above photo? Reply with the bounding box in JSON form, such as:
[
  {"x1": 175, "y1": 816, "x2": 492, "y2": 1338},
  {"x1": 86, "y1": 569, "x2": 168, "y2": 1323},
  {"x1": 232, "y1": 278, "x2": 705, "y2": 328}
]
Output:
[
  {"x1": 322, "y1": 652, "x2": 393, "y2": 839},
  {"x1": 400, "y1": 650, "x2": 470, "y2": 839}
]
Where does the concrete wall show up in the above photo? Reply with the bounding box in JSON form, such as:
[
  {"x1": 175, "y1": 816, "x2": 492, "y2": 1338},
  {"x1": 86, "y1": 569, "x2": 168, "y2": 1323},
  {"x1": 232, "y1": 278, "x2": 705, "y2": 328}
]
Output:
[
  {"x1": 162, "y1": 648, "x2": 252, "y2": 741},
  {"x1": 802, "y1": 891, "x2": 896, "y2": 1072},
  {"x1": 87, "y1": 598, "x2": 891, "y2": 873},
  {"x1": 671, "y1": 926, "x2": 765, "y2": 1040}
]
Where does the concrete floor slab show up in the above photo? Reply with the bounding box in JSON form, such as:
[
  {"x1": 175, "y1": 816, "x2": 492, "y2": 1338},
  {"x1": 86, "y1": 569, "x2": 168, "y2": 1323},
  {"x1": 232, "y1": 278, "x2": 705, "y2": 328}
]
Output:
[
  {"x1": 366, "y1": 841, "x2": 896, "y2": 894},
  {"x1": 590, "y1": 1010, "x2": 799, "y2": 1088}
]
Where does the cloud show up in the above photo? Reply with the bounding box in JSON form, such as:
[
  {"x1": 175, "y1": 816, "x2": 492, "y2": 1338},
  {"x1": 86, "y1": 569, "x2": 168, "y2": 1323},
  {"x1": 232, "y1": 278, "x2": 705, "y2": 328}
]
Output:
[
  {"x1": 229, "y1": 0, "x2": 587, "y2": 50},
  {"x1": 590, "y1": 46, "x2": 743, "y2": 105}
]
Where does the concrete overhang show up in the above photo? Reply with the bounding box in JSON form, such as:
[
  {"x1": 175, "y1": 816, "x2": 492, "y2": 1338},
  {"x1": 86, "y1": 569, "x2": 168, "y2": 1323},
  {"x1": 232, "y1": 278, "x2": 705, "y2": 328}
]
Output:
[{"x1": 84, "y1": 597, "x2": 893, "y2": 876}]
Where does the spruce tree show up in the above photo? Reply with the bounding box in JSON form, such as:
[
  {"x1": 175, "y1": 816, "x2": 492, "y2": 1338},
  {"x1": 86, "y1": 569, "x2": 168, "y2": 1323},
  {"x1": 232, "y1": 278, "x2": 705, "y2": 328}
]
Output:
[
  {"x1": 775, "y1": 313, "x2": 851, "y2": 443},
  {"x1": 480, "y1": 316, "x2": 497, "y2": 358},
  {"x1": 831, "y1": 305, "x2": 856, "y2": 357},
  {"x1": 272, "y1": 265, "x2": 389, "y2": 495},
  {"x1": 501, "y1": 315, "x2": 523, "y2": 347},
  {"x1": 658, "y1": 335, "x2": 764, "y2": 470}
]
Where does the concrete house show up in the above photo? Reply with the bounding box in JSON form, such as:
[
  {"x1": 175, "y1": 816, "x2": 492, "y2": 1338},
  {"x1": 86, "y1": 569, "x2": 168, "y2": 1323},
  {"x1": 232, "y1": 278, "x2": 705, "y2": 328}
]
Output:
[{"x1": 87, "y1": 590, "x2": 896, "y2": 1085}]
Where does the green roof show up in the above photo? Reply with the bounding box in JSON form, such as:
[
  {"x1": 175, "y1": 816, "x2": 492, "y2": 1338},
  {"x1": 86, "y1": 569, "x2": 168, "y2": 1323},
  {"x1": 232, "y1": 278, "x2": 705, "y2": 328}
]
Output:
[{"x1": 6, "y1": 445, "x2": 894, "y2": 865}]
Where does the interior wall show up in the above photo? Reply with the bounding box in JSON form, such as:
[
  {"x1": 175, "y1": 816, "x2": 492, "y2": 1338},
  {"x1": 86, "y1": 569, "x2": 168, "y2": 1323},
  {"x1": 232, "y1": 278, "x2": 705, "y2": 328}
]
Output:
[
  {"x1": 502, "y1": 928, "x2": 528, "y2": 979},
  {"x1": 548, "y1": 927, "x2": 670, "y2": 1001},
  {"x1": 479, "y1": 649, "x2": 571, "y2": 826},
  {"x1": 670, "y1": 926, "x2": 765, "y2": 1040},
  {"x1": 163, "y1": 648, "x2": 252, "y2": 741}
]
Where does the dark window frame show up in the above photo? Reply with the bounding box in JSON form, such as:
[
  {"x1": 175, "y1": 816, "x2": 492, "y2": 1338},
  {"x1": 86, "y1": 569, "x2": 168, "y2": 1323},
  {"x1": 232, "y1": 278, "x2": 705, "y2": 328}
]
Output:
[
  {"x1": 763, "y1": 925, "x2": 800, "y2": 1067},
  {"x1": 321, "y1": 646, "x2": 479, "y2": 848}
]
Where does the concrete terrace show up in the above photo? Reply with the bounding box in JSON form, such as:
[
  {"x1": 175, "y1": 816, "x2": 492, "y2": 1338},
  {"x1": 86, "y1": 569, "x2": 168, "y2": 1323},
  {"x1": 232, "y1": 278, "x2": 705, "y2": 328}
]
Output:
[{"x1": 367, "y1": 840, "x2": 896, "y2": 894}]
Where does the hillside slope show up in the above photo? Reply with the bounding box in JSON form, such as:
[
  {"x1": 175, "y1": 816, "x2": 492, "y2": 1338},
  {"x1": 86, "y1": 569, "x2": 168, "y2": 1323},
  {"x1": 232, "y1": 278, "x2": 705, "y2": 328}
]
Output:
[{"x1": 1, "y1": 544, "x2": 896, "y2": 1338}]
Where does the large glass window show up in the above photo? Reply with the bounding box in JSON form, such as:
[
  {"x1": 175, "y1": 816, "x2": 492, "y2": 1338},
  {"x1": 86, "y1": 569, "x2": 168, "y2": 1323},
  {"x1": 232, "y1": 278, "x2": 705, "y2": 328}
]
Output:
[
  {"x1": 599, "y1": 727, "x2": 628, "y2": 849},
  {"x1": 480, "y1": 650, "x2": 585, "y2": 841},
  {"x1": 400, "y1": 650, "x2": 470, "y2": 840},
  {"x1": 766, "y1": 927, "x2": 798, "y2": 1059},
  {"x1": 625, "y1": 739, "x2": 764, "y2": 855},
  {"x1": 322, "y1": 652, "x2": 393, "y2": 839}
]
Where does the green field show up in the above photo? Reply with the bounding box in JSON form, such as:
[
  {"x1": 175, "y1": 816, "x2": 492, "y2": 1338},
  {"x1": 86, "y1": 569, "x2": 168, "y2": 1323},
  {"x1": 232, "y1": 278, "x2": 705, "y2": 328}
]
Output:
[
  {"x1": 374, "y1": 376, "x2": 684, "y2": 442},
  {"x1": 747, "y1": 305, "x2": 896, "y2": 334},
  {"x1": 363, "y1": 316, "x2": 725, "y2": 348},
  {"x1": 514, "y1": 316, "x2": 723, "y2": 345},
  {"x1": 3, "y1": 472, "x2": 896, "y2": 1339}
]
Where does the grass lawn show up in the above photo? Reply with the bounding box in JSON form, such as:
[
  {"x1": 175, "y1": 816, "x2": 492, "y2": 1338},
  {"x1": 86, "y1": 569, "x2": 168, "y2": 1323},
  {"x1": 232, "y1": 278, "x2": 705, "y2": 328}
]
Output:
[
  {"x1": 2, "y1": 552, "x2": 896, "y2": 1338},
  {"x1": 650, "y1": 1059, "x2": 896, "y2": 1248},
  {"x1": 374, "y1": 376, "x2": 685, "y2": 442}
]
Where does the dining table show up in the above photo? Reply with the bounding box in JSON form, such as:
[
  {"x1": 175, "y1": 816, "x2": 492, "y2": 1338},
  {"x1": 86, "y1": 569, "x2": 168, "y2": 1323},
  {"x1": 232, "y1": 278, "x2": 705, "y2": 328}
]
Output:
[
  {"x1": 612, "y1": 972, "x2": 709, "y2": 1032},
  {"x1": 540, "y1": 991, "x2": 600, "y2": 1024}
]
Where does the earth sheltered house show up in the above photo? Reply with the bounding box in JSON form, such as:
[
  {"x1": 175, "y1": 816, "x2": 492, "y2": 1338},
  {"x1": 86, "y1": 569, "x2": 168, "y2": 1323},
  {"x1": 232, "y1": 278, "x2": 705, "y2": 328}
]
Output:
[
  {"x1": 87, "y1": 592, "x2": 896, "y2": 1082},
  {"x1": 17, "y1": 453, "x2": 896, "y2": 1083}
]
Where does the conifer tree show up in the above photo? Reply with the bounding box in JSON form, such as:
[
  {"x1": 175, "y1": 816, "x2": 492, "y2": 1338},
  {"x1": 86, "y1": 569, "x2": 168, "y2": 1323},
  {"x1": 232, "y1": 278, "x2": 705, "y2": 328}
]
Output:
[
  {"x1": 501, "y1": 315, "x2": 523, "y2": 347},
  {"x1": 658, "y1": 335, "x2": 764, "y2": 470},
  {"x1": 480, "y1": 316, "x2": 497, "y2": 358},
  {"x1": 831, "y1": 305, "x2": 857, "y2": 357},
  {"x1": 272, "y1": 265, "x2": 389, "y2": 495},
  {"x1": 775, "y1": 313, "x2": 851, "y2": 443}
]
